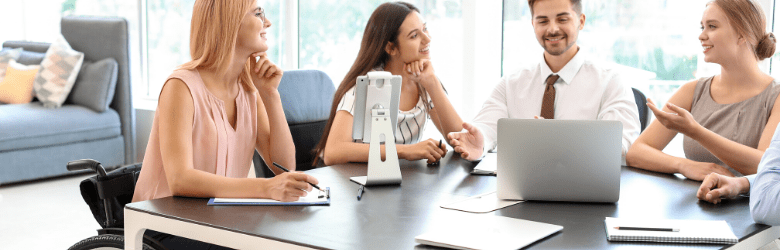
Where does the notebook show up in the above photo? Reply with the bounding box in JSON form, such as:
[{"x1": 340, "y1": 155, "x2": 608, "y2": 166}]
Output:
[
  {"x1": 207, "y1": 187, "x2": 330, "y2": 206},
  {"x1": 416, "y1": 214, "x2": 562, "y2": 249},
  {"x1": 604, "y1": 217, "x2": 738, "y2": 244}
]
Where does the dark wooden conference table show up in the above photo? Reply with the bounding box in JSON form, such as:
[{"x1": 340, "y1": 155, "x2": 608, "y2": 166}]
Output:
[{"x1": 125, "y1": 152, "x2": 778, "y2": 249}]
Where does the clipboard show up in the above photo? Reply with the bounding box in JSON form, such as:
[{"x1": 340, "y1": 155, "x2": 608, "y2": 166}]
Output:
[{"x1": 207, "y1": 187, "x2": 330, "y2": 206}]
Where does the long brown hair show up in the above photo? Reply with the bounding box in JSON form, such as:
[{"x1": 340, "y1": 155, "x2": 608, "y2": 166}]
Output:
[
  {"x1": 709, "y1": 0, "x2": 776, "y2": 60},
  {"x1": 313, "y1": 2, "x2": 420, "y2": 166}
]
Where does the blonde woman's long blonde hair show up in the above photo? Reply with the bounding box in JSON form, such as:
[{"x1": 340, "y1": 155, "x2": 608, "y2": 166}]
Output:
[{"x1": 180, "y1": 0, "x2": 256, "y2": 91}]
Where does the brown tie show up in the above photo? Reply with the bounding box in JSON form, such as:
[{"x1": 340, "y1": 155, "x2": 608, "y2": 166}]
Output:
[{"x1": 540, "y1": 74, "x2": 559, "y2": 119}]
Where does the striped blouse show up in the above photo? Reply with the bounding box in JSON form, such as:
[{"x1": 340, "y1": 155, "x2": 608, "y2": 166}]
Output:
[{"x1": 337, "y1": 84, "x2": 430, "y2": 145}]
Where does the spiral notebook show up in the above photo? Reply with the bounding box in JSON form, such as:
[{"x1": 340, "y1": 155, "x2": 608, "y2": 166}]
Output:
[{"x1": 604, "y1": 217, "x2": 738, "y2": 244}]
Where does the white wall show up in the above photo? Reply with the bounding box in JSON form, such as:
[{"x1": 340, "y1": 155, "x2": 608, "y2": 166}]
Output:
[{"x1": 0, "y1": 0, "x2": 62, "y2": 44}]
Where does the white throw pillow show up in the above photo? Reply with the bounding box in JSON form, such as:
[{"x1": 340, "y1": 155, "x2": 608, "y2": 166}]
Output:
[
  {"x1": 33, "y1": 34, "x2": 84, "y2": 108},
  {"x1": 0, "y1": 48, "x2": 23, "y2": 82}
]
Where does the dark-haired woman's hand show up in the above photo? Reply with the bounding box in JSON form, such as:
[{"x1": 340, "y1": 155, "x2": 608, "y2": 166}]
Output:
[
  {"x1": 251, "y1": 52, "x2": 284, "y2": 92},
  {"x1": 398, "y1": 138, "x2": 447, "y2": 164},
  {"x1": 404, "y1": 59, "x2": 438, "y2": 90}
]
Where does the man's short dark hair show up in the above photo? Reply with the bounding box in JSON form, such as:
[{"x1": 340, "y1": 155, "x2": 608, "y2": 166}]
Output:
[{"x1": 528, "y1": 0, "x2": 582, "y2": 15}]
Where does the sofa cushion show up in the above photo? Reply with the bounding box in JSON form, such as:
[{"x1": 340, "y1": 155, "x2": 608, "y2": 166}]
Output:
[
  {"x1": 18, "y1": 50, "x2": 46, "y2": 66},
  {"x1": 67, "y1": 58, "x2": 118, "y2": 112},
  {"x1": 33, "y1": 34, "x2": 84, "y2": 108},
  {"x1": 0, "y1": 103, "x2": 121, "y2": 152}
]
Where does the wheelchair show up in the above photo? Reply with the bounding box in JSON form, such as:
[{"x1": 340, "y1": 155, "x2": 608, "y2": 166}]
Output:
[{"x1": 66, "y1": 159, "x2": 167, "y2": 250}]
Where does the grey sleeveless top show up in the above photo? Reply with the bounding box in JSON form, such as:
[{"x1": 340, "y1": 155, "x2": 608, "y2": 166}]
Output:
[{"x1": 683, "y1": 76, "x2": 780, "y2": 176}]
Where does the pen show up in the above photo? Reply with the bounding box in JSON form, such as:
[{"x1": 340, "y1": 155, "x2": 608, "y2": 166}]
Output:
[
  {"x1": 429, "y1": 139, "x2": 443, "y2": 165},
  {"x1": 272, "y1": 162, "x2": 323, "y2": 191},
  {"x1": 357, "y1": 185, "x2": 365, "y2": 200},
  {"x1": 614, "y1": 226, "x2": 680, "y2": 232}
]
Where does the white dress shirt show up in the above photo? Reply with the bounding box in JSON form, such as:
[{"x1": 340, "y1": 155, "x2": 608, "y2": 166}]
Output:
[
  {"x1": 472, "y1": 51, "x2": 641, "y2": 163},
  {"x1": 748, "y1": 124, "x2": 780, "y2": 225}
]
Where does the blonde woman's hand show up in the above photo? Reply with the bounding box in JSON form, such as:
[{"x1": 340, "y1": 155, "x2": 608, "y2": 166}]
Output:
[
  {"x1": 251, "y1": 52, "x2": 284, "y2": 92},
  {"x1": 399, "y1": 138, "x2": 447, "y2": 164},
  {"x1": 404, "y1": 59, "x2": 438, "y2": 90},
  {"x1": 262, "y1": 172, "x2": 318, "y2": 202},
  {"x1": 647, "y1": 98, "x2": 701, "y2": 136}
]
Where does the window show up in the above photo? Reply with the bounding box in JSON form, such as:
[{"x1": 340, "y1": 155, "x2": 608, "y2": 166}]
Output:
[
  {"x1": 771, "y1": 0, "x2": 780, "y2": 77},
  {"x1": 143, "y1": 0, "x2": 284, "y2": 98},
  {"x1": 503, "y1": 0, "x2": 718, "y2": 108},
  {"x1": 502, "y1": 0, "x2": 722, "y2": 156},
  {"x1": 0, "y1": 0, "x2": 142, "y2": 103},
  {"x1": 2, "y1": 0, "x2": 778, "y2": 114}
]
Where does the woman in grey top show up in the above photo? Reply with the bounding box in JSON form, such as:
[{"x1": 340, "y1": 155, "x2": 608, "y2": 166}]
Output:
[{"x1": 626, "y1": 0, "x2": 780, "y2": 181}]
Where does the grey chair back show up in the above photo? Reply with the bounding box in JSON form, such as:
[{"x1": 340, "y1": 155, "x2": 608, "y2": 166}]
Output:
[
  {"x1": 254, "y1": 70, "x2": 335, "y2": 177},
  {"x1": 632, "y1": 88, "x2": 649, "y2": 132}
]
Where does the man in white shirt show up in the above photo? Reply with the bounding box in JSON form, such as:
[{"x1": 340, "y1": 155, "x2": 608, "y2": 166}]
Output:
[{"x1": 447, "y1": 0, "x2": 640, "y2": 163}]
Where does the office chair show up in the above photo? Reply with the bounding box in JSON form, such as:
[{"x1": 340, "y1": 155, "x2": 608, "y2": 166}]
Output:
[
  {"x1": 253, "y1": 70, "x2": 335, "y2": 178},
  {"x1": 632, "y1": 88, "x2": 650, "y2": 132}
]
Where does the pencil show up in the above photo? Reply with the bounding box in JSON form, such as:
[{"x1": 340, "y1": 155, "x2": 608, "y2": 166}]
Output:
[{"x1": 614, "y1": 226, "x2": 679, "y2": 232}]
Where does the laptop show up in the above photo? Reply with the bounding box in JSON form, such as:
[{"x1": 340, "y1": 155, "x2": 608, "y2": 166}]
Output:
[{"x1": 496, "y1": 119, "x2": 622, "y2": 203}]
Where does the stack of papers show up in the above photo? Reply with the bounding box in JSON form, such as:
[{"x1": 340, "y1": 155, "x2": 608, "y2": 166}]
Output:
[{"x1": 604, "y1": 217, "x2": 738, "y2": 244}]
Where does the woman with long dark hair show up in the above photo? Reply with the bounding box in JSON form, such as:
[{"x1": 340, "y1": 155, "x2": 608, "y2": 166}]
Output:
[{"x1": 314, "y1": 2, "x2": 464, "y2": 166}]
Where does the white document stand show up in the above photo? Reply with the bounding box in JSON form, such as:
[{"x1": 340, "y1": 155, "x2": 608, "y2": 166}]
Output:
[{"x1": 350, "y1": 72, "x2": 402, "y2": 186}]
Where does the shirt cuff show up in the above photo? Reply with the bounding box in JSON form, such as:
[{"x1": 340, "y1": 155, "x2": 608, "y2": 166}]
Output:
[{"x1": 746, "y1": 174, "x2": 756, "y2": 192}]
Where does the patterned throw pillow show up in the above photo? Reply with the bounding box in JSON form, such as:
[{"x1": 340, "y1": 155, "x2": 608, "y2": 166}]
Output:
[
  {"x1": 0, "y1": 48, "x2": 23, "y2": 82},
  {"x1": 33, "y1": 34, "x2": 84, "y2": 108}
]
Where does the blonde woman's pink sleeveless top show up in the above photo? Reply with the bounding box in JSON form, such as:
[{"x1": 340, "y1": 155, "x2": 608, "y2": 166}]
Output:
[{"x1": 132, "y1": 69, "x2": 257, "y2": 202}]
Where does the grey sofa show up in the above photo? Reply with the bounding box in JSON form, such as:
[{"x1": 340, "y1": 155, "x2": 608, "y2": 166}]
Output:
[{"x1": 0, "y1": 16, "x2": 135, "y2": 185}]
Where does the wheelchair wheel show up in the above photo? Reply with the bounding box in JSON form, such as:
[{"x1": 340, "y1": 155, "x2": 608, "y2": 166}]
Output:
[{"x1": 68, "y1": 234, "x2": 156, "y2": 250}]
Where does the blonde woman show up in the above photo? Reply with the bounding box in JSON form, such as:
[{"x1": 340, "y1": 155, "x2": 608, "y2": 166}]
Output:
[
  {"x1": 132, "y1": 0, "x2": 318, "y2": 206},
  {"x1": 132, "y1": 0, "x2": 319, "y2": 248},
  {"x1": 626, "y1": 0, "x2": 780, "y2": 181}
]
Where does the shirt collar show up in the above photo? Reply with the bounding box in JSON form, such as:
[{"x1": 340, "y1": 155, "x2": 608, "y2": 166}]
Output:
[{"x1": 539, "y1": 49, "x2": 585, "y2": 85}]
